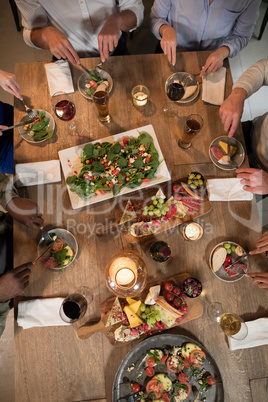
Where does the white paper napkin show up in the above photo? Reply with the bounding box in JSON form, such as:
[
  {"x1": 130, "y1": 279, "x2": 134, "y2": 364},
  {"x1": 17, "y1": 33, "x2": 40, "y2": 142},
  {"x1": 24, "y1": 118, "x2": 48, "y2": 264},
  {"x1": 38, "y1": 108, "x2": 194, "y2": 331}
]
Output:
[
  {"x1": 15, "y1": 160, "x2": 61, "y2": 187},
  {"x1": 202, "y1": 67, "x2": 226, "y2": 105},
  {"x1": 44, "y1": 60, "x2": 74, "y2": 96},
  {"x1": 228, "y1": 318, "x2": 268, "y2": 350},
  {"x1": 207, "y1": 178, "x2": 253, "y2": 201},
  {"x1": 17, "y1": 298, "x2": 70, "y2": 329}
]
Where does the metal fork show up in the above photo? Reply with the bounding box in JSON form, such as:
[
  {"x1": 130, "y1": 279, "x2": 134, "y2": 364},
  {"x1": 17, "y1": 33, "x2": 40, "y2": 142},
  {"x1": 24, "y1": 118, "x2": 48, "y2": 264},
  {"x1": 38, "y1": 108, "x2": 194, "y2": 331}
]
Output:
[
  {"x1": 21, "y1": 99, "x2": 37, "y2": 119},
  {"x1": 41, "y1": 227, "x2": 54, "y2": 244}
]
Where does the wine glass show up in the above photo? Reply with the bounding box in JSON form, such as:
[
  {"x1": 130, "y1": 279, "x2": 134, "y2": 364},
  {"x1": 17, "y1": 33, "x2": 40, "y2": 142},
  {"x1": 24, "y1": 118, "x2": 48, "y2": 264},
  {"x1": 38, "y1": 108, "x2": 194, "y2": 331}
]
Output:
[
  {"x1": 51, "y1": 91, "x2": 76, "y2": 121},
  {"x1": 207, "y1": 302, "x2": 248, "y2": 340},
  {"x1": 149, "y1": 241, "x2": 171, "y2": 262},
  {"x1": 163, "y1": 78, "x2": 186, "y2": 116},
  {"x1": 59, "y1": 286, "x2": 93, "y2": 323}
]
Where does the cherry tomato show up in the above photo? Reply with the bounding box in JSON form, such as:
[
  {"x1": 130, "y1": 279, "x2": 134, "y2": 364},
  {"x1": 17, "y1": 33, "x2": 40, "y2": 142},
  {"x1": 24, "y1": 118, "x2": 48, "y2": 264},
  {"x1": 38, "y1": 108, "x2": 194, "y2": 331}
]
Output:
[
  {"x1": 180, "y1": 305, "x2": 188, "y2": 314},
  {"x1": 162, "y1": 392, "x2": 171, "y2": 401},
  {"x1": 207, "y1": 375, "x2": 215, "y2": 385},
  {"x1": 112, "y1": 169, "x2": 120, "y2": 176},
  {"x1": 89, "y1": 80, "x2": 98, "y2": 88},
  {"x1": 122, "y1": 137, "x2": 129, "y2": 145},
  {"x1": 145, "y1": 378, "x2": 163, "y2": 398},
  {"x1": 131, "y1": 382, "x2": 140, "y2": 392},
  {"x1": 172, "y1": 286, "x2": 180, "y2": 295},
  {"x1": 173, "y1": 297, "x2": 182, "y2": 307},
  {"x1": 165, "y1": 282, "x2": 173, "y2": 292},
  {"x1": 166, "y1": 355, "x2": 184, "y2": 373},
  {"x1": 173, "y1": 184, "x2": 182, "y2": 192},
  {"x1": 98, "y1": 190, "x2": 106, "y2": 194},
  {"x1": 166, "y1": 292, "x2": 175, "y2": 302},
  {"x1": 145, "y1": 366, "x2": 155, "y2": 377},
  {"x1": 142, "y1": 178, "x2": 150, "y2": 182},
  {"x1": 189, "y1": 350, "x2": 206, "y2": 368},
  {"x1": 146, "y1": 357, "x2": 155, "y2": 367},
  {"x1": 178, "y1": 373, "x2": 188, "y2": 383},
  {"x1": 161, "y1": 355, "x2": 168, "y2": 363}
]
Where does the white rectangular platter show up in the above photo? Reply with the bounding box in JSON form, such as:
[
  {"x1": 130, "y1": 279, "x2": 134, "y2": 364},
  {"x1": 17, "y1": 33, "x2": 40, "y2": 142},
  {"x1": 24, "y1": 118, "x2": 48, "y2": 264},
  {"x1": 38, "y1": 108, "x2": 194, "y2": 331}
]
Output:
[{"x1": 58, "y1": 124, "x2": 171, "y2": 209}]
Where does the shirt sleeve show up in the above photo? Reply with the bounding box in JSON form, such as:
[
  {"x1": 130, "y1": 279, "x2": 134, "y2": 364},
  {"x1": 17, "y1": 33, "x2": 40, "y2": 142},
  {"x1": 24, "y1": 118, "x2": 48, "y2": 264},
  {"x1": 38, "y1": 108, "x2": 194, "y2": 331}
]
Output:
[
  {"x1": 0, "y1": 173, "x2": 19, "y2": 210},
  {"x1": 150, "y1": 0, "x2": 172, "y2": 40},
  {"x1": 233, "y1": 59, "x2": 268, "y2": 97},
  {"x1": 118, "y1": 0, "x2": 144, "y2": 28},
  {"x1": 15, "y1": 0, "x2": 49, "y2": 49},
  {"x1": 219, "y1": 0, "x2": 262, "y2": 58}
]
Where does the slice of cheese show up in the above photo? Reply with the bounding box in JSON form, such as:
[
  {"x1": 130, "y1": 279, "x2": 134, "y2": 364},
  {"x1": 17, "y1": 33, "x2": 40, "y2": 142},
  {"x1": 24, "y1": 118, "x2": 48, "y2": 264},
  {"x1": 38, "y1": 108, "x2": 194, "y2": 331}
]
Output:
[
  {"x1": 174, "y1": 201, "x2": 188, "y2": 218},
  {"x1": 155, "y1": 188, "x2": 166, "y2": 199},
  {"x1": 128, "y1": 300, "x2": 142, "y2": 316},
  {"x1": 124, "y1": 306, "x2": 143, "y2": 328},
  {"x1": 119, "y1": 200, "x2": 137, "y2": 225},
  {"x1": 144, "y1": 285, "x2": 161, "y2": 305},
  {"x1": 105, "y1": 297, "x2": 124, "y2": 327},
  {"x1": 181, "y1": 85, "x2": 197, "y2": 100},
  {"x1": 219, "y1": 141, "x2": 237, "y2": 156},
  {"x1": 126, "y1": 297, "x2": 136, "y2": 305}
]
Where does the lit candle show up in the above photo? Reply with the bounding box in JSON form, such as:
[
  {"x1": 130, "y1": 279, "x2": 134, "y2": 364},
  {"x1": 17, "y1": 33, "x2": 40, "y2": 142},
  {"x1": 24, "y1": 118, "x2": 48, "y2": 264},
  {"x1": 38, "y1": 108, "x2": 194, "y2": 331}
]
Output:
[
  {"x1": 132, "y1": 85, "x2": 149, "y2": 107},
  {"x1": 183, "y1": 222, "x2": 203, "y2": 241},
  {"x1": 110, "y1": 257, "x2": 138, "y2": 288}
]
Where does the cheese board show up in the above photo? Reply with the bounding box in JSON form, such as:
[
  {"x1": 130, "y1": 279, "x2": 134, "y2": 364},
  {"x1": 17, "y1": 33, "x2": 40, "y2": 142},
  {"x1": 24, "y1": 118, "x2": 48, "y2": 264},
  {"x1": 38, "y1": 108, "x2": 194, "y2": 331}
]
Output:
[
  {"x1": 77, "y1": 273, "x2": 204, "y2": 345},
  {"x1": 97, "y1": 174, "x2": 211, "y2": 244}
]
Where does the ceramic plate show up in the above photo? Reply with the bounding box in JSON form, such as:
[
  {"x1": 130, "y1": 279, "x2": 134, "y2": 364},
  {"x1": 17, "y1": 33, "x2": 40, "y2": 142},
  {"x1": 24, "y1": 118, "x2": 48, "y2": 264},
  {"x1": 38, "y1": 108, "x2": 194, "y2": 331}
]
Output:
[
  {"x1": 18, "y1": 110, "x2": 55, "y2": 144},
  {"x1": 209, "y1": 136, "x2": 245, "y2": 171},
  {"x1": 78, "y1": 70, "x2": 113, "y2": 100},
  {"x1": 209, "y1": 241, "x2": 248, "y2": 282},
  {"x1": 112, "y1": 333, "x2": 224, "y2": 401},
  {"x1": 58, "y1": 124, "x2": 171, "y2": 209},
  {"x1": 165, "y1": 72, "x2": 200, "y2": 104},
  {"x1": 38, "y1": 228, "x2": 78, "y2": 270}
]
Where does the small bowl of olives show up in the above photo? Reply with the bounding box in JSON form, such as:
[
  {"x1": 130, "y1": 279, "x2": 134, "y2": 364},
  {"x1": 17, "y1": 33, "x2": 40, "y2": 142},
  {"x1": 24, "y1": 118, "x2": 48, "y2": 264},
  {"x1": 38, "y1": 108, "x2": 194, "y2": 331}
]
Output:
[
  {"x1": 182, "y1": 277, "x2": 202, "y2": 298},
  {"x1": 187, "y1": 172, "x2": 205, "y2": 190}
]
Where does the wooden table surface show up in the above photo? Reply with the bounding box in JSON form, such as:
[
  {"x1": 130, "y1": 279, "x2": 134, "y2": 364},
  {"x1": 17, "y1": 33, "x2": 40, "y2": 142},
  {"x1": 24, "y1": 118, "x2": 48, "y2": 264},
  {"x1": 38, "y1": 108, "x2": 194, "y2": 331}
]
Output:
[{"x1": 13, "y1": 52, "x2": 267, "y2": 402}]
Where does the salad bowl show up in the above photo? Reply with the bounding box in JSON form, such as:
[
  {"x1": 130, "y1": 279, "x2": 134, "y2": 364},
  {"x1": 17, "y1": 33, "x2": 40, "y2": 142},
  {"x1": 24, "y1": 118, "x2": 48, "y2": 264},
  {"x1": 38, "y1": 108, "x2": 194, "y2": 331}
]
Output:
[
  {"x1": 78, "y1": 70, "x2": 113, "y2": 100},
  {"x1": 18, "y1": 110, "x2": 55, "y2": 144}
]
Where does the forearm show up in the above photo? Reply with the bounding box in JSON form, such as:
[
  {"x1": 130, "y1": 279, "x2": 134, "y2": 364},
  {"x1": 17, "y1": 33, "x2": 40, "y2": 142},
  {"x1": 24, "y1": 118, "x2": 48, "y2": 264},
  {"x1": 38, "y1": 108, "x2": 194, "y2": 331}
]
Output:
[
  {"x1": 111, "y1": 10, "x2": 137, "y2": 32},
  {"x1": 30, "y1": 26, "x2": 56, "y2": 50},
  {"x1": 233, "y1": 59, "x2": 268, "y2": 97}
]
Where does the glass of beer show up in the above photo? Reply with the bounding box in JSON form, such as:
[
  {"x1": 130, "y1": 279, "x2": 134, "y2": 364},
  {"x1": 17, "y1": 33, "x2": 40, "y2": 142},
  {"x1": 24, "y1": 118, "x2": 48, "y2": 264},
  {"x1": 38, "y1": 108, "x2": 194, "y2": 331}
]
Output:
[
  {"x1": 179, "y1": 114, "x2": 204, "y2": 149},
  {"x1": 207, "y1": 302, "x2": 248, "y2": 340},
  {"x1": 93, "y1": 90, "x2": 110, "y2": 123}
]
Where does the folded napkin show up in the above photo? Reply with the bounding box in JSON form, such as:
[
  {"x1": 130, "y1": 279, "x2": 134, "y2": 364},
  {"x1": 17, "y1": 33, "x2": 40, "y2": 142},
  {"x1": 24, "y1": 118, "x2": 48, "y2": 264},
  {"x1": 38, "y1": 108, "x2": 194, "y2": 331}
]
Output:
[
  {"x1": 17, "y1": 298, "x2": 70, "y2": 329},
  {"x1": 44, "y1": 60, "x2": 74, "y2": 96},
  {"x1": 15, "y1": 160, "x2": 61, "y2": 187},
  {"x1": 228, "y1": 318, "x2": 268, "y2": 350},
  {"x1": 202, "y1": 67, "x2": 226, "y2": 105},
  {"x1": 207, "y1": 178, "x2": 253, "y2": 201}
]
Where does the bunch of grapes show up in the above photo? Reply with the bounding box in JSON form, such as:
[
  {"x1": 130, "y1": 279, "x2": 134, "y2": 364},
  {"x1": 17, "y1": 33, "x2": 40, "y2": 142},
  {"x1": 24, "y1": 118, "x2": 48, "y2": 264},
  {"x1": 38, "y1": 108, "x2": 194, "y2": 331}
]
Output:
[
  {"x1": 140, "y1": 304, "x2": 161, "y2": 326},
  {"x1": 142, "y1": 196, "x2": 169, "y2": 219}
]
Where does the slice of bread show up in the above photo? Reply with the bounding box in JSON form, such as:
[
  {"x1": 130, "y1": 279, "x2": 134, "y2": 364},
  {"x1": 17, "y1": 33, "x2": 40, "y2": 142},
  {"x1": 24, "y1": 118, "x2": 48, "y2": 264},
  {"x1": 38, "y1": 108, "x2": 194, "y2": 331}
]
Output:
[
  {"x1": 182, "y1": 85, "x2": 197, "y2": 100},
  {"x1": 212, "y1": 246, "x2": 227, "y2": 272}
]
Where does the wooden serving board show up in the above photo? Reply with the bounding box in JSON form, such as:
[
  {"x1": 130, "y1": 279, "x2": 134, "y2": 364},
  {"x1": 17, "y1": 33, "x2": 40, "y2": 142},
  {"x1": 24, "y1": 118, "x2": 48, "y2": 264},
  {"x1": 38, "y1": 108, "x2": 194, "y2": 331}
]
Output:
[
  {"x1": 77, "y1": 273, "x2": 204, "y2": 346},
  {"x1": 97, "y1": 178, "x2": 211, "y2": 244}
]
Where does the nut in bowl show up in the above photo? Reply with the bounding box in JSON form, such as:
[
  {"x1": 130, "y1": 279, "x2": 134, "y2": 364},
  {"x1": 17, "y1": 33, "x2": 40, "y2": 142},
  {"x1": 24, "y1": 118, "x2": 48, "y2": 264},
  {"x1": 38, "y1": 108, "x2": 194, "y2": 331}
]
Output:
[
  {"x1": 38, "y1": 228, "x2": 78, "y2": 272},
  {"x1": 182, "y1": 277, "x2": 202, "y2": 298}
]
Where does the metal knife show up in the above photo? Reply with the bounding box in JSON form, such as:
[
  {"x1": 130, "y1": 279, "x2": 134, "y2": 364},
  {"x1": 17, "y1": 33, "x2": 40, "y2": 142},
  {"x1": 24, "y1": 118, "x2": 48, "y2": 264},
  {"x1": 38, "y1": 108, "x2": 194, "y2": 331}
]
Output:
[
  {"x1": 224, "y1": 253, "x2": 247, "y2": 270},
  {"x1": 1, "y1": 119, "x2": 33, "y2": 132}
]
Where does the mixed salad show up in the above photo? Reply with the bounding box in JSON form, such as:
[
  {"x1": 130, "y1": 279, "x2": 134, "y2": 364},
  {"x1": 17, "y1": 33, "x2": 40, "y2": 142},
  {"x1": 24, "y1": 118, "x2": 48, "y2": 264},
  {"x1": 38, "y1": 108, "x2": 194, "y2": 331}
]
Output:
[
  {"x1": 66, "y1": 132, "x2": 161, "y2": 199},
  {"x1": 40, "y1": 233, "x2": 74, "y2": 273},
  {"x1": 84, "y1": 69, "x2": 108, "y2": 97},
  {"x1": 126, "y1": 343, "x2": 215, "y2": 401},
  {"x1": 23, "y1": 110, "x2": 53, "y2": 141}
]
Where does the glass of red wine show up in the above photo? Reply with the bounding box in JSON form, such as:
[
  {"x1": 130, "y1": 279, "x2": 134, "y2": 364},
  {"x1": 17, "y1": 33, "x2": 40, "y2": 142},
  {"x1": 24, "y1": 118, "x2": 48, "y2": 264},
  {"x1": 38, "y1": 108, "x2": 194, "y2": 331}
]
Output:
[
  {"x1": 163, "y1": 79, "x2": 186, "y2": 116},
  {"x1": 149, "y1": 241, "x2": 171, "y2": 262},
  {"x1": 51, "y1": 91, "x2": 79, "y2": 135},
  {"x1": 59, "y1": 286, "x2": 93, "y2": 323}
]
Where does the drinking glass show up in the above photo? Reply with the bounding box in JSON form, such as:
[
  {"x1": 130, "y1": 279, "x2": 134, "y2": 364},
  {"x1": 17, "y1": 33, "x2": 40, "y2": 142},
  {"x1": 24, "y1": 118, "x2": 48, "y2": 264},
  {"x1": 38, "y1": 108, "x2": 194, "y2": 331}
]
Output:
[
  {"x1": 207, "y1": 302, "x2": 248, "y2": 340},
  {"x1": 60, "y1": 286, "x2": 93, "y2": 323},
  {"x1": 179, "y1": 114, "x2": 204, "y2": 149},
  {"x1": 149, "y1": 241, "x2": 171, "y2": 262},
  {"x1": 132, "y1": 85, "x2": 150, "y2": 106},
  {"x1": 163, "y1": 78, "x2": 186, "y2": 116},
  {"x1": 51, "y1": 91, "x2": 76, "y2": 121},
  {"x1": 92, "y1": 90, "x2": 111, "y2": 123}
]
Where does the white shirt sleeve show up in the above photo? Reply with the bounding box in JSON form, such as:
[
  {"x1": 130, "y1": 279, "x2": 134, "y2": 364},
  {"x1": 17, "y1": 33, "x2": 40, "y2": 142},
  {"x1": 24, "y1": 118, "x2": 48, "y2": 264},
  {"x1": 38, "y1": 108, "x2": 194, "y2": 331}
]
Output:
[{"x1": 233, "y1": 59, "x2": 268, "y2": 97}]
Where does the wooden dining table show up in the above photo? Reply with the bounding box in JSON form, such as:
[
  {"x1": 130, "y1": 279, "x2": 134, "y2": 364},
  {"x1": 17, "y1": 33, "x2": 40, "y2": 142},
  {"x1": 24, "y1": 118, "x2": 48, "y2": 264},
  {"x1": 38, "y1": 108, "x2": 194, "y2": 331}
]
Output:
[{"x1": 13, "y1": 51, "x2": 267, "y2": 402}]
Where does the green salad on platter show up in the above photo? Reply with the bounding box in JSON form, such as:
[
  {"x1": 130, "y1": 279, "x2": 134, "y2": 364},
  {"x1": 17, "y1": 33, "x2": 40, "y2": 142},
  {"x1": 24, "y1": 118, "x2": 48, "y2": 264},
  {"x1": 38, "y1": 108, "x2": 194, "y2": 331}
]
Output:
[{"x1": 66, "y1": 131, "x2": 161, "y2": 199}]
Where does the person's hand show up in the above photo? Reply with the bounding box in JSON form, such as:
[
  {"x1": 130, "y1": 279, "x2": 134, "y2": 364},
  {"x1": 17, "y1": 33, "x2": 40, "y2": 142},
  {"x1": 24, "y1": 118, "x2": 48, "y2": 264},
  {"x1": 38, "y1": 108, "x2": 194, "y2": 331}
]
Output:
[
  {"x1": 0, "y1": 262, "x2": 32, "y2": 302},
  {"x1": 249, "y1": 231, "x2": 268, "y2": 255},
  {"x1": 219, "y1": 88, "x2": 247, "y2": 137},
  {"x1": 0, "y1": 69, "x2": 22, "y2": 99},
  {"x1": 98, "y1": 14, "x2": 122, "y2": 62},
  {"x1": 236, "y1": 168, "x2": 268, "y2": 195},
  {"x1": 200, "y1": 46, "x2": 230, "y2": 77},
  {"x1": 6, "y1": 197, "x2": 44, "y2": 230},
  {"x1": 159, "y1": 25, "x2": 177, "y2": 66},
  {"x1": 39, "y1": 27, "x2": 80, "y2": 65},
  {"x1": 245, "y1": 272, "x2": 268, "y2": 291},
  {"x1": 0, "y1": 125, "x2": 8, "y2": 137}
]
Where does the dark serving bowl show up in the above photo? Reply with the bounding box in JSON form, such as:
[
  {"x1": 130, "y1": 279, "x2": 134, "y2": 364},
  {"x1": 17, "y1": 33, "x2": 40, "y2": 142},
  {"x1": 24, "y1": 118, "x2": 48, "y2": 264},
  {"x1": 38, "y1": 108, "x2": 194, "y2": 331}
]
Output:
[{"x1": 182, "y1": 276, "x2": 202, "y2": 298}]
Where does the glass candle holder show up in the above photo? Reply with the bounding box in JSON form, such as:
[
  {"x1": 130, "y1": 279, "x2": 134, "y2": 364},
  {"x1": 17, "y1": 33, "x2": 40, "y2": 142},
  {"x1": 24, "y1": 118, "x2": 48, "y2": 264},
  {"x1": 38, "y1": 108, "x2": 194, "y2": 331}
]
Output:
[
  {"x1": 181, "y1": 222, "x2": 203, "y2": 241},
  {"x1": 132, "y1": 85, "x2": 150, "y2": 106},
  {"x1": 105, "y1": 250, "x2": 148, "y2": 297}
]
